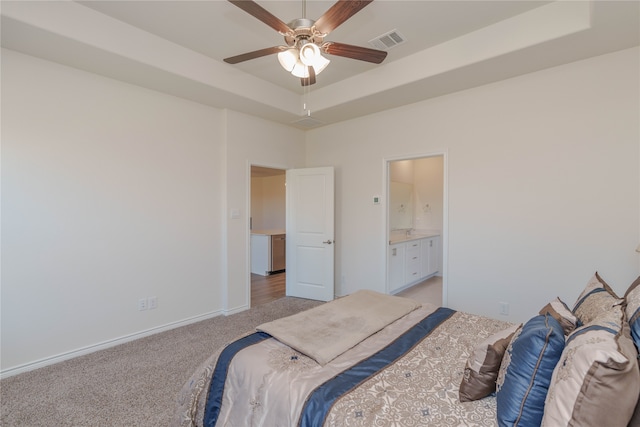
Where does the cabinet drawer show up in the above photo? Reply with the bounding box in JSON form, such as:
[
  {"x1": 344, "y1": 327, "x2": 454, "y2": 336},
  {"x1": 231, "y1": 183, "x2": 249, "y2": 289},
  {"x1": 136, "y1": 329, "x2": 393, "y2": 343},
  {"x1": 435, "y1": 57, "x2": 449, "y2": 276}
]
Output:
[
  {"x1": 406, "y1": 267, "x2": 421, "y2": 280},
  {"x1": 406, "y1": 255, "x2": 420, "y2": 270},
  {"x1": 405, "y1": 254, "x2": 421, "y2": 284},
  {"x1": 406, "y1": 241, "x2": 421, "y2": 255}
]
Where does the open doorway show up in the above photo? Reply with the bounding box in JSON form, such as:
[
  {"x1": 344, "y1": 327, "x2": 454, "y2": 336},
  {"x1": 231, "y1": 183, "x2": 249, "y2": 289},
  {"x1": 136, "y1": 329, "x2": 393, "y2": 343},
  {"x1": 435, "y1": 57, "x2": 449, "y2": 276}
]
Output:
[
  {"x1": 386, "y1": 154, "x2": 446, "y2": 307},
  {"x1": 250, "y1": 166, "x2": 286, "y2": 306}
]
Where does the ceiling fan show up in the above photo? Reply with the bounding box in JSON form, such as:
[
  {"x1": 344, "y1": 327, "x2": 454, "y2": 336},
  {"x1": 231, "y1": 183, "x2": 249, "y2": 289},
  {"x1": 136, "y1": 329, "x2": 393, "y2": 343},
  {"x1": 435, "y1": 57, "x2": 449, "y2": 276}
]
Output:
[{"x1": 224, "y1": 0, "x2": 388, "y2": 86}]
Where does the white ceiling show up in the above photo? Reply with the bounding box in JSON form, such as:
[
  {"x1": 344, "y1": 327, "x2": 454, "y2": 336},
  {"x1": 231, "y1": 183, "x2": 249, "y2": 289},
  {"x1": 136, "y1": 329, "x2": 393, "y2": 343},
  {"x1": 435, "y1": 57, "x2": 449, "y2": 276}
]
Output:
[{"x1": 2, "y1": 1, "x2": 639, "y2": 129}]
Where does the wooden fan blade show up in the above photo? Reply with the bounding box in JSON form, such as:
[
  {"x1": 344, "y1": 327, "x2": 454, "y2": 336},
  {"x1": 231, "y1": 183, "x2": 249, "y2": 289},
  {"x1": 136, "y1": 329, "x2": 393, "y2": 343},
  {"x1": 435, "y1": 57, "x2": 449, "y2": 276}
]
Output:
[
  {"x1": 301, "y1": 66, "x2": 316, "y2": 86},
  {"x1": 314, "y1": 0, "x2": 373, "y2": 35},
  {"x1": 224, "y1": 46, "x2": 285, "y2": 64},
  {"x1": 322, "y1": 41, "x2": 387, "y2": 64},
  {"x1": 228, "y1": 0, "x2": 292, "y2": 35}
]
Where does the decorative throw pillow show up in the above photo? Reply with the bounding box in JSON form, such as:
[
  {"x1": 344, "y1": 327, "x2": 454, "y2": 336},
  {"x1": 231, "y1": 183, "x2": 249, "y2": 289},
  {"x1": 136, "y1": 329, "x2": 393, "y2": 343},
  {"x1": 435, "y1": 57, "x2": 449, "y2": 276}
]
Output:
[
  {"x1": 630, "y1": 395, "x2": 640, "y2": 427},
  {"x1": 539, "y1": 297, "x2": 578, "y2": 335},
  {"x1": 572, "y1": 272, "x2": 622, "y2": 325},
  {"x1": 624, "y1": 275, "x2": 640, "y2": 349},
  {"x1": 496, "y1": 314, "x2": 565, "y2": 427},
  {"x1": 623, "y1": 276, "x2": 640, "y2": 427},
  {"x1": 459, "y1": 323, "x2": 520, "y2": 402},
  {"x1": 541, "y1": 303, "x2": 640, "y2": 427}
]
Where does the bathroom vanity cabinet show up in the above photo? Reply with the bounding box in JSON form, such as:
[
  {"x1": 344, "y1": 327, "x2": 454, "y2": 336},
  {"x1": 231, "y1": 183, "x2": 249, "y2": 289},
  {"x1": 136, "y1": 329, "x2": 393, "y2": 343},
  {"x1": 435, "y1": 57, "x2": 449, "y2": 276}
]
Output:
[{"x1": 388, "y1": 235, "x2": 440, "y2": 293}]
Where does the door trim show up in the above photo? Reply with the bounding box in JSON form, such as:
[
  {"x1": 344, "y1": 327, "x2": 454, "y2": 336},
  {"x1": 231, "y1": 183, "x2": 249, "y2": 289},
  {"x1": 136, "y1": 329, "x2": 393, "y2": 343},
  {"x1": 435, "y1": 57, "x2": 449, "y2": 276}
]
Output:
[{"x1": 383, "y1": 151, "x2": 448, "y2": 307}]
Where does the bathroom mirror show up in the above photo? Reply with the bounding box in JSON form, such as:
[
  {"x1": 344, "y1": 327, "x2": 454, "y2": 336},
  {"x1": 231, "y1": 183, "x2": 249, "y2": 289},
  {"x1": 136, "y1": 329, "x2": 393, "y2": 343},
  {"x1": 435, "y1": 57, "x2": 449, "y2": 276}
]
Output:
[{"x1": 389, "y1": 181, "x2": 413, "y2": 230}]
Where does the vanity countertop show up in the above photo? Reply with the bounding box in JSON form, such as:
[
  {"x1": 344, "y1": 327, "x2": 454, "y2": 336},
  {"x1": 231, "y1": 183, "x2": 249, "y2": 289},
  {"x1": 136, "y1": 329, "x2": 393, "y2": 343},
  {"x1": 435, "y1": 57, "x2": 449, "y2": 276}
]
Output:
[
  {"x1": 389, "y1": 232, "x2": 440, "y2": 245},
  {"x1": 251, "y1": 229, "x2": 286, "y2": 236}
]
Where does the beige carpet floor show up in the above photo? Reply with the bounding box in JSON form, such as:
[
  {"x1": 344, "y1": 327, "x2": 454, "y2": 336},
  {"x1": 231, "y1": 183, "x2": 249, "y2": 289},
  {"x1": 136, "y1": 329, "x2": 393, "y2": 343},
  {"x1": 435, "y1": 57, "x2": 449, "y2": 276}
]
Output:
[{"x1": 1, "y1": 297, "x2": 322, "y2": 426}]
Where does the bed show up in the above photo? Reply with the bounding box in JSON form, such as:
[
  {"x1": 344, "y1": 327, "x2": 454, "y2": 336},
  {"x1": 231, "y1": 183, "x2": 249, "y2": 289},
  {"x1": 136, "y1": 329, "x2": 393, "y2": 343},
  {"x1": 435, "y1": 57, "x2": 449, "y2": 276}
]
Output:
[
  {"x1": 175, "y1": 275, "x2": 640, "y2": 427},
  {"x1": 174, "y1": 290, "x2": 512, "y2": 427}
]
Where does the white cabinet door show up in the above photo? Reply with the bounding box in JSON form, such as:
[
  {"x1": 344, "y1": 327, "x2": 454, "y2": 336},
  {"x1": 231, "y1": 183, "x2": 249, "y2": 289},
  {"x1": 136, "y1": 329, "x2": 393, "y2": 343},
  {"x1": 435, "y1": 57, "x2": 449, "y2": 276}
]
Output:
[
  {"x1": 404, "y1": 240, "x2": 421, "y2": 285},
  {"x1": 421, "y1": 236, "x2": 440, "y2": 277},
  {"x1": 428, "y1": 236, "x2": 440, "y2": 276},
  {"x1": 388, "y1": 243, "x2": 405, "y2": 292},
  {"x1": 250, "y1": 234, "x2": 270, "y2": 276}
]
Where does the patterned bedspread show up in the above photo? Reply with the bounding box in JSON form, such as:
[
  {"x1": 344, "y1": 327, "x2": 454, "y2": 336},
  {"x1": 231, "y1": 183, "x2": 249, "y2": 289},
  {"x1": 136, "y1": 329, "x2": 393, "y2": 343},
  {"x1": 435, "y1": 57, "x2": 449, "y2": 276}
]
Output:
[{"x1": 175, "y1": 303, "x2": 512, "y2": 427}]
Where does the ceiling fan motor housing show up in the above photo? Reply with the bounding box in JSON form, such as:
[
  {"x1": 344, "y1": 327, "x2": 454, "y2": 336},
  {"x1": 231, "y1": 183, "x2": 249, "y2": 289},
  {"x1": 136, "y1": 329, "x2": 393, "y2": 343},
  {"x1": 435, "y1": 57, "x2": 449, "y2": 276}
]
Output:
[{"x1": 284, "y1": 18, "x2": 325, "y2": 48}]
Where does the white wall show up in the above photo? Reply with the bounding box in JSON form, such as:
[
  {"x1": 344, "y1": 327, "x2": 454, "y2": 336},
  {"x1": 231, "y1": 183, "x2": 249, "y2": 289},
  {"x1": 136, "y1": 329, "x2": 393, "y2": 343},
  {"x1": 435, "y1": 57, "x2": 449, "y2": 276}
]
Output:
[
  {"x1": 1, "y1": 49, "x2": 224, "y2": 372},
  {"x1": 389, "y1": 160, "x2": 414, "y2": 184},
  {"x1": 261, "y1": 175, "x2": 286, "y2": 229},
  {"x1": 388, "y1": 157, "x2": 444, "y2": 233},
  {"x1": 0, "y1": 49, "x2": 306, "y2": 374},
  {"x1": 306, "y1": 47, "x2": 640, "y2": 322},
  {"x1": 251, "y1": 175, "x2": 286, "y2": 231},
  {"x1": 250, "y1": 177, "x2": 265, "y2": 230},
  {"x1": 413, "y1": 157, "x2": 444, "y2": 233}
]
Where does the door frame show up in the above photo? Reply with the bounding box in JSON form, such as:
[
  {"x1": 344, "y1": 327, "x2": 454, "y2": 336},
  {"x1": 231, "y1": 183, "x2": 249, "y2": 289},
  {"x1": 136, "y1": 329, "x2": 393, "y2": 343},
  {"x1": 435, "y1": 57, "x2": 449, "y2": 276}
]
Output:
[
  {"x1": 246, "y1": 161, "x2": 289, "y2": 308},
  {"x1": 383, "y1": 151, "x2": 448, "y2": 307}
]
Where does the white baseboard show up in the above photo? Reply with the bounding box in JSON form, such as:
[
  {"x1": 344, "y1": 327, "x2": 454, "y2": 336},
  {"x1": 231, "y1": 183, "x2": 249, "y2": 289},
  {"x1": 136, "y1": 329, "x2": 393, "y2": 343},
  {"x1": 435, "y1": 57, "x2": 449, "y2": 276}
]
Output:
[
  {"x1": 224, "y1": 304, "x2": 249, "y2": 316},
  {"x1": 0, "y1": 309, "x2": 224, "y2": 379}
]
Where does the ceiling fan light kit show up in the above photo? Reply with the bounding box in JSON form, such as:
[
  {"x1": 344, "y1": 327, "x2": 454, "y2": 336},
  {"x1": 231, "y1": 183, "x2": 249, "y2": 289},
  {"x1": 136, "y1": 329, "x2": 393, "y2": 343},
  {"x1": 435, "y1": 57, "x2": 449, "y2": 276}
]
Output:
[
  {"x1": 277, "y1": 48, "x2": 298, "y2": 72},
  {"x1": 291, "y1": 60, "x2": 311, "y2": 79},
  {"x1": 299, "y1": 43, "x2": 319, "y2": 66},
  {"x1": 278, "y1": 43, "x2": 330, "y2": 78},
  {"x1": 225, "y1": 0, "x2": 387, "y2": 86}
]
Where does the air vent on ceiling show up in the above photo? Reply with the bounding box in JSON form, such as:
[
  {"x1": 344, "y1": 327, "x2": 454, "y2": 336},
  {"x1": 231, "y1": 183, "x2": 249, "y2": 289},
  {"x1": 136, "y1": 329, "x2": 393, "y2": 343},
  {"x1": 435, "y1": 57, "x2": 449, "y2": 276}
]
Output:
[
  {"x1": 368, "y1": 29, "x2": 406, "y2": 51},
  {"x1": 292, "y1": 115, "x2": 324, "y2": 129}
]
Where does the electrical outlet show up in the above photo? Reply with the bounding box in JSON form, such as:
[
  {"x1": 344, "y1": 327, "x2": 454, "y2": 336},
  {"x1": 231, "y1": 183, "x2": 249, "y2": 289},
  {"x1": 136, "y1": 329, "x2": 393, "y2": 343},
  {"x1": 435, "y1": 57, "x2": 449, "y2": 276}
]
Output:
[
  {"x1": 499, "y1": 302, "x2": 509, "y2": 316},
  {"x1": 138, "y1": 298, "x2": 148, "y2": 311},
  {"x1": 148, "y1": 296, "x2": 158, "y2": 310}
]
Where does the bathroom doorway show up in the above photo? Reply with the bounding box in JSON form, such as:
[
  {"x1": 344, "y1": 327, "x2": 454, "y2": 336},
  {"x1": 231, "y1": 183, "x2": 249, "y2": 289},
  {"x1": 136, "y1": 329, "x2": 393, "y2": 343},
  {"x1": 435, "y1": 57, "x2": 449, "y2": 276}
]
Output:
[{"x1": 386, "y1": 154, "x2": 446, "y2": 307}]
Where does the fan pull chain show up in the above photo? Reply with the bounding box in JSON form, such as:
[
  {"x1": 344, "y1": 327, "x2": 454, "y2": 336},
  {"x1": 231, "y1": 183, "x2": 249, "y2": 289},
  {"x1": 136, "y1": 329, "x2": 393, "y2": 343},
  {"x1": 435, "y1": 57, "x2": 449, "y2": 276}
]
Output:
[
  {"x1": 301, "y1": 0, "x2": 312, "y2": 117},
  {"x1": 302, "y1": 82, "x2": 311, "y2": 116}
]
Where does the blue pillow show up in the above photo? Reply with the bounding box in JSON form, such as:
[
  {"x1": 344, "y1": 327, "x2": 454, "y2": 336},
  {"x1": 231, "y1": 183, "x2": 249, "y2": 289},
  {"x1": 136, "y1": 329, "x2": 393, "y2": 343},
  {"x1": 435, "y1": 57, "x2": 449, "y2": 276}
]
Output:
[
  {"x1": 496, "y1": 313, "x2": 565, "y2": 427},
  {"x1": 624, "y1": 276, "x2": 640, "y2": 349}
]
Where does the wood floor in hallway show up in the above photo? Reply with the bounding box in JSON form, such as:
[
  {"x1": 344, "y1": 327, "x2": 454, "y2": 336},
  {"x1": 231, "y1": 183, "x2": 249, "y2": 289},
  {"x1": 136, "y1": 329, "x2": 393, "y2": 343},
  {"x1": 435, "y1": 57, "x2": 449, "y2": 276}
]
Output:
[{"x1": 251, "y1": 272, "x2": 285, "y2": 306}]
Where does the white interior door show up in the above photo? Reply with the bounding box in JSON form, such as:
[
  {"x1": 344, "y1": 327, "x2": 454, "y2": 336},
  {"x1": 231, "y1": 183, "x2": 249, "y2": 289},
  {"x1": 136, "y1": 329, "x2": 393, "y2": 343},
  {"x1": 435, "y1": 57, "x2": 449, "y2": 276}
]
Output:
[{"x1": 286, "y1": 167, "x2": 335, "y2": 301}]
